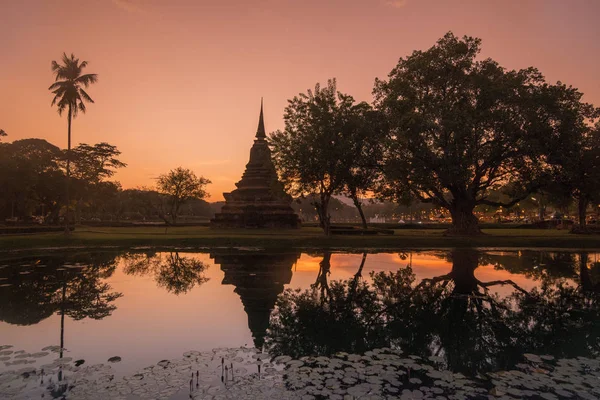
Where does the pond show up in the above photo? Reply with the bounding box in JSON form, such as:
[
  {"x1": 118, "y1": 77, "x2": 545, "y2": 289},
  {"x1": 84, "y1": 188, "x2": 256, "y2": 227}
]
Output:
[{"x1": 1, "y1": 248, "x2": 600, "y2": 399}]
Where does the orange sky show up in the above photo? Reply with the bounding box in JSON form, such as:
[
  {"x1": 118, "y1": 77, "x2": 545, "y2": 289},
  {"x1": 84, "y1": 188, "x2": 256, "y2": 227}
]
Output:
[{"x1": 2, "y1": 0, "x2": 600, "y2": 200}]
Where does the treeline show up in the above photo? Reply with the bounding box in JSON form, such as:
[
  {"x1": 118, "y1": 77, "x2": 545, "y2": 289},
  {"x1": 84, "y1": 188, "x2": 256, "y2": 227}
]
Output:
[
  {"x1": 270, "y1": 32, "x2": 600, "y2": 235},
  {"x1": 0, "y1": 139, "x2": 124, "y2": 224},
  {"x1": 0, "y1": 138, "x2": 213, "y2": 224}
]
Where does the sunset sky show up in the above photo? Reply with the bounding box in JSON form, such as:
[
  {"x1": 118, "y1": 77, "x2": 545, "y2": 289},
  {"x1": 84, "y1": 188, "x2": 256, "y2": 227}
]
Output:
[{"x1": 2, "y1": 0, "x2": 600, "y2": 200}]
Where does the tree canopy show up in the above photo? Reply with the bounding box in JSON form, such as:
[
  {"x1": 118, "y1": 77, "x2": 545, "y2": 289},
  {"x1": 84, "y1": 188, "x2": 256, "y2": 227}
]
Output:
[
  {"x1": 270, "y1": 79, "x2": 383, "y2": 234},
  {"x1": 373, "y1": 32, "x2": 575, "y2": 235},
  {"x1": 156, "y1": 167, "x2": 211, "y2": 224}
]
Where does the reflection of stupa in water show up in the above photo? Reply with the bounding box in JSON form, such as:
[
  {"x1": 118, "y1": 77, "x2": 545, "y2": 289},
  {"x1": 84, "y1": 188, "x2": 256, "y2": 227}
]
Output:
[
  {"x1": 210, "y1": 100, "x2": 300, "y2": 228},
  {"x1": 211, "y1": 251, "x2": 299, "y2": 348}
]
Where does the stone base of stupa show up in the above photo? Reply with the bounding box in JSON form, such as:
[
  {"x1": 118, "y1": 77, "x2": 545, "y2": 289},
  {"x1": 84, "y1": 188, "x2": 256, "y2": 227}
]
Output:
[{"x1": 211, "y1": 201, "x2": 300, "y2": 229}]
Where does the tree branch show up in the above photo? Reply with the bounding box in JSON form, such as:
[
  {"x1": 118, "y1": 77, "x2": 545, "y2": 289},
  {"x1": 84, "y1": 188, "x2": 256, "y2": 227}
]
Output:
[{"x1": 479, "y1": 279, "x2": 530, "y2": 296}]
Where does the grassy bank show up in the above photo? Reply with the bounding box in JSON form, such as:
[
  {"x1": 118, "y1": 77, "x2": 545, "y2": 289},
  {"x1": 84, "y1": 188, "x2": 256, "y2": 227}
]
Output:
[{"x1": 1, "y1": 226, "x2": 600, "y2": 252}]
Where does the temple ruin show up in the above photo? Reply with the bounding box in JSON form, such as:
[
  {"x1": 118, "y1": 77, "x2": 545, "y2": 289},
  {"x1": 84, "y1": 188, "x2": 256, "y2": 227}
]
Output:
[{"x1": 210, "y1": 100, "x2": 300, "y2": 228}]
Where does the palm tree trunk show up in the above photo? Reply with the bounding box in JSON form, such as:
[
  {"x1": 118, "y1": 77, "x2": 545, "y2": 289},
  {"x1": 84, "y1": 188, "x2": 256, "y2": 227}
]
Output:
[
  {"x1": 64, "y1": 105, "x2": 72, "y2": 235},
  {"x1": 58, "y1": 280, "x2": 66, "y2": 381}
]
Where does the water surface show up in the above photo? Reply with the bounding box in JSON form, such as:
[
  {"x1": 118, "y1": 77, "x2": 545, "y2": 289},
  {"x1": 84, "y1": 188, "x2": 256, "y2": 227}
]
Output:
[{"x1": 1, "y1": 248, "x2": 599, "y2": 381}]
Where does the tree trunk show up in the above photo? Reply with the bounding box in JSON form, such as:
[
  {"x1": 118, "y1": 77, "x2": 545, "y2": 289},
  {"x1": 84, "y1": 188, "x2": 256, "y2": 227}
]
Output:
[
  {"x1": 449, "y1": 249, "x2": 480, "y2": 294},
  {"x1": 171, "y1": 199, "x2": 179, "y2": 225},
  {"x1": 578, "y1": 196, "x2": 588, "y2": 229},
  {"x1": 64, "y1": 106, "x2": 72, "y2": 235},
  {"x1": 59, "y1": 280, "x2": 66, "y2": 381},
  {"x1": 539, "y1": 203, "x2": 546, "y2": 221},
  {"x1": 314, "y1": 194, "x2": 332, "y2": 236},
  {"x1": 446, "y1": 200, "x2": 482, "y2": 236},
  {"x1": 579, "y1": 252, "x2": 593, "y2": 292},
  {"x1": 315, "y1": 251, "x2": 332, "y2": 299},
  {"x1": 350, "y1": 193, "x2": 368, "y2": 229},
  {"x1": 76, "y1": 198, "x2": 83, "y2": 225}
]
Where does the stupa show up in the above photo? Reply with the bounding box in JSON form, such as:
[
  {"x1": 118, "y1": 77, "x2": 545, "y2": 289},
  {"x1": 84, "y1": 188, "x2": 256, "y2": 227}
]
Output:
[
  {"x1": 211, "y1": 251, "x2": 300, "y2": 348},
  {"x1": 210, "y1": 100, "x2": 300, "y2": 228}
]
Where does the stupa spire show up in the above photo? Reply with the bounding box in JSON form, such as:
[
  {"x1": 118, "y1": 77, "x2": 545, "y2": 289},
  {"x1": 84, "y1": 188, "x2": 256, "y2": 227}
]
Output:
[
  {"x1": 210, "y1": 98, "x2": 300, "y2": 229},
  {"x1": 256, "y1": 98, "x2": 266, "y2": 139}
]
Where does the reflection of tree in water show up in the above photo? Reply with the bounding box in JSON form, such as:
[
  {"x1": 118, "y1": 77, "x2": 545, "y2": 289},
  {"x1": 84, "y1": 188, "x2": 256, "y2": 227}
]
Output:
[
  {"x1": 267, "y1": 250, "x2": 600, "y2": 376},
  {"x1": 268, "y1": 252, "x2": 389, "y2": 358},
  {"x1": 482, "y1": 250, "x2": 579, "y2": 283},
  {"x1": 509, "y1": 252, "x2": 600, "y2": 359},
  {"x1": 0, "y1": 252, "x2": 122, "y2": 326},
  {"x1": 121, "y1": 251, "x2": 209, "y2": 295},
  {"x1": 0, "y1": 252, "x2": 123, "y2": 384}
]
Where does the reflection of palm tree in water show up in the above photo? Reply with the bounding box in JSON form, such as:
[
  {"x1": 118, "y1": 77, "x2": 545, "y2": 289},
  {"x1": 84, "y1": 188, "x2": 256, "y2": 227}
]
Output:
[
  {"x1": 0, "y1": 252, "x2": 123, "y2": 390},
  {"x1": 54, "y1": 261, "x2": 123, "y2": 382}
]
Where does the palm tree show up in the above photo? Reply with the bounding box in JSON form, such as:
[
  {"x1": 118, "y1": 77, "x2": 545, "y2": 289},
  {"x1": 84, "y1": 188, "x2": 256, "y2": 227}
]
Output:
[{"x1": 48, "y1": 53, "x2": 98, "y2": 234}]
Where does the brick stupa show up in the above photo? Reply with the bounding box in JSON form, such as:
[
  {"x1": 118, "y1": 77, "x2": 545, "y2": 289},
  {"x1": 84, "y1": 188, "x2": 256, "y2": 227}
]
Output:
[{"x1": 210, "y1": 101, "x2": 300, "y2": 228}]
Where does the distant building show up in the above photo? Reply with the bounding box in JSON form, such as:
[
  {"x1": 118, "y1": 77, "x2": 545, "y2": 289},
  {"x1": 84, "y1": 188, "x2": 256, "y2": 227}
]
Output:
[{"x1": 210, "y1": 100, "x2": 300, "y2": 228}]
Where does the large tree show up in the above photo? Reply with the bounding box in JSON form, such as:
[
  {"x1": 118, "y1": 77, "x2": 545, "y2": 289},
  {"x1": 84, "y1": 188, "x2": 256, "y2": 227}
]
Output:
[
  {"x1": 374, "y1": 33, "x2": 552, "y2": 235},
  {"x1": 156, "y1": 167, "x2": 210, "y2": 225},
  {"x1": 71, "y1": 142, "x2": 126, "y2": 184},
  {"x1": 70, "y1": 142, "x2": 126, "y2": 223},
  {"x1": 0, "y1": 139, "x2": 65, "y2": 221},
  {"x1": 49, "y1": 53, "x2": 98, "y2": 234},
  {"x1": 339, "y1": 104, "x2": 385, "y2": 229},
  {"x1": 547, "y1": 113, "x2": 600, "y2": 230},
  {"x1": 270, "y1": 79, "x2": 380, "y2": 235}
]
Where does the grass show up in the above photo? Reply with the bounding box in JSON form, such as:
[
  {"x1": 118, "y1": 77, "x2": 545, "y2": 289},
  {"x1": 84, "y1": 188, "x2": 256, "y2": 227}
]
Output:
[{"x1": 1, "y1": 225, "x2": 600, "y2": 252}]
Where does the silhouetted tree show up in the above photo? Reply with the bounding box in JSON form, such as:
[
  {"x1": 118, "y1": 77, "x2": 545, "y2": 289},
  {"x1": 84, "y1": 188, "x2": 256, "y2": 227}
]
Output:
[
  {"x1": 0, "y1": 129, "x2": 6, "y2": 141},
  {"x1": 156, "y1": 167, "x2": 211, "y2": 225},
  {"x1": 271, "y1": 79, "x2": 377, "y2": 235},
  {"x1": 374, "y1": 33, "x2": 556, "y2": 235},
  {"x1": 0, "y1": 139, "x2": 64, "y2": 221},
  {"x1": 70, "y1": 142, "x2": 126, "y2": 223},
  {"x1": 71, "y1": 142, "x2": 126, "y2": 183},
  {"x1": 49, "y1": 52, "x2": 98, "y2": 234},
  {"x1": 548, "y1": 120, "x2": 600, "y2": 230},
  {"x1": 340, "y1": 105, "x2": 385, "y2": 229}
]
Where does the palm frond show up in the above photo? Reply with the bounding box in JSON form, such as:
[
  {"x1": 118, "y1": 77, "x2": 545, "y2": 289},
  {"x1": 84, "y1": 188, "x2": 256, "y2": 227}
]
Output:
[
  {"x1": 79, "y1": 88, "x2": 95, "y2": 103},
  {"x1": 49, "y1": 52, "x2": 97, "y2": 118},
  {"x1": 48, "y1": 81, "x2": 68, "y2": 90},
  {"x1": 76, "y1": 73, "x2": 98, "y2": 87}
]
